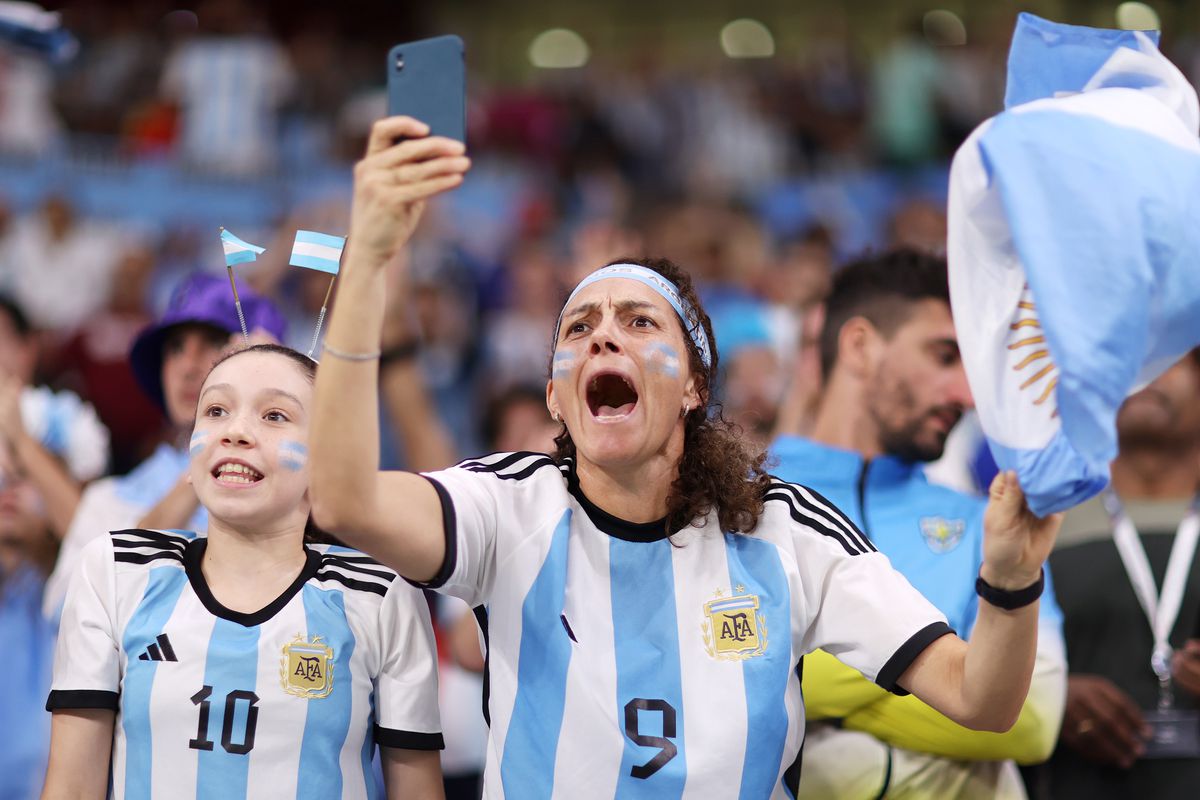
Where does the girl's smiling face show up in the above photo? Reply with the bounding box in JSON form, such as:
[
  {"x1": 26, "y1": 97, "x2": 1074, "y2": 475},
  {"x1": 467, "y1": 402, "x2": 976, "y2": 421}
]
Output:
[{"x1": 188, "y1": 350, "x2": 314, "y2": 532}]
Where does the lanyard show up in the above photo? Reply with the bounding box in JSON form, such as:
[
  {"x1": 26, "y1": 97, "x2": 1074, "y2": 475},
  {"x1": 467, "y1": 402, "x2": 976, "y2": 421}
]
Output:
[{"x1": 1104, "y1": 491, "x2": 1200, "y2": 707}]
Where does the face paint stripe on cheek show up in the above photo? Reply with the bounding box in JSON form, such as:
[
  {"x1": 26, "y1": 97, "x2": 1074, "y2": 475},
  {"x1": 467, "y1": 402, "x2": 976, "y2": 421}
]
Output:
[
  {"x1": 279, "y1": 441, "x2": 308, "y2": 472},
  {"x1": 188, "y1": 431, "x2": 208, "y2": 457},
  {"x1": 552, "y1": 351, "x2": 576, "y2": 380},
  {"x1": 644, "y1": 342, "x2": 681, "y2": 378}
]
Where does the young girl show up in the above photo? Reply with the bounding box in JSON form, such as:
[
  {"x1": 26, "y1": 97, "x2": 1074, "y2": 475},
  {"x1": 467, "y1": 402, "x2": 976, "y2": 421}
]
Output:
[{"x1": 43, "y1": 344, "x2": 445, "y2": 799}]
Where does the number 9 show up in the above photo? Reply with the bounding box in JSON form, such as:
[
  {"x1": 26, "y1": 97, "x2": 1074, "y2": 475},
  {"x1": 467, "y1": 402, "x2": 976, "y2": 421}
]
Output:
[{"x1": 623, "y1": 698, "x2": 678, "y2": 779}]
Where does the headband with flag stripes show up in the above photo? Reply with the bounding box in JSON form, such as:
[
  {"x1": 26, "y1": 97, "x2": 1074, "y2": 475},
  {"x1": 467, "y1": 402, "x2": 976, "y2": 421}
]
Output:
[{"x1": 555, "y1": 263, "x2": 712, "y2": 369}]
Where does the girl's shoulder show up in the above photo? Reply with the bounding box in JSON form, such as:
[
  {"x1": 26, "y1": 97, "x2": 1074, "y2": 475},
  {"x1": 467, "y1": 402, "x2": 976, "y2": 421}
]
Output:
[
  {"x1": 306, "y1": 543, "x2": 403, "y2": 599},
  {"x1": 103, "y1": 527, "x2": 198, "y2": 570}
]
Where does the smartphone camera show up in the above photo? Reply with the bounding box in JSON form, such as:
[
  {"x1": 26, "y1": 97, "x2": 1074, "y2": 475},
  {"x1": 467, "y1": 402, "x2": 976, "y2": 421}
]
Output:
[{"x1": 394, "y1": 53, "x2": 404, "y2": 71}]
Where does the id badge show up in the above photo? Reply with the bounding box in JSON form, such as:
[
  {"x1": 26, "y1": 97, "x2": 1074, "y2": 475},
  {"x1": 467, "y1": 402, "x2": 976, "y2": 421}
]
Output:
[{"x1": 1141, "y1": 709, "x2": 1200, "y2": 759}]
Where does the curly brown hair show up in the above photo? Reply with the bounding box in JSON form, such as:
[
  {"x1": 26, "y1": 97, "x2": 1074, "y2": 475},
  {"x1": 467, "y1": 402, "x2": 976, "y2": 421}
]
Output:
[{"x1": 550, "y1": 257, "x2": 771, "y2": 535}]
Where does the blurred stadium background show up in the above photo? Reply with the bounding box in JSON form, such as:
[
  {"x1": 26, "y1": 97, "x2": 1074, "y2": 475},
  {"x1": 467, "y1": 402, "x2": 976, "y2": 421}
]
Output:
[{"x1": 0, "y1": 0, "x2": 1187, "y2": 464}]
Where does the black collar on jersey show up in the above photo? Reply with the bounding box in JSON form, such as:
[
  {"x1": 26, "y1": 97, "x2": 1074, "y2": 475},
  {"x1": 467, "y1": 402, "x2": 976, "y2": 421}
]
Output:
[
  {"x1": 183, "y1": 538, "x2": 322, "y2": 627},
  {"x1": 565, "y1": 462, "x2": 672, "y2": 542}
]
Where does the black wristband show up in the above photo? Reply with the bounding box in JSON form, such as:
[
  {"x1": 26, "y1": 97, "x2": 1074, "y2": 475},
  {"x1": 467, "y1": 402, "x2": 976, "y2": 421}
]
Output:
[
  {"x1": 975, "y1": 568, "x2": 1044, "y2": 610},
  {"x1": 379, "y1": 340, "x2": 420, "y2": 367}
]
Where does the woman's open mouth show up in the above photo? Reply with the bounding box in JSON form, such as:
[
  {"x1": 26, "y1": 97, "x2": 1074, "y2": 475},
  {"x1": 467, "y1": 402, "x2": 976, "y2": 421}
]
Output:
[
  {"x1": 587, "y1": 372, "x2": 639, "y2": 421},
  {"x1": 212, "y1": 461, "x2": 264, "y2": 486}
]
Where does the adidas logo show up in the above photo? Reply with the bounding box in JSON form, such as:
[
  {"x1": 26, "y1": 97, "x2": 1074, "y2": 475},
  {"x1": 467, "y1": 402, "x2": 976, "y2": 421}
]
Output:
[{"x1": 137, "y1": 634, "x2": 178, "y2": 662}]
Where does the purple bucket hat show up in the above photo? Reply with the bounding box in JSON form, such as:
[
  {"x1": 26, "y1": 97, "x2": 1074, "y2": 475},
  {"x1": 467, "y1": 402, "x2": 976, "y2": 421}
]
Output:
[{"x1": 130, "y1": 274, "x2": 287, "y2": 411}]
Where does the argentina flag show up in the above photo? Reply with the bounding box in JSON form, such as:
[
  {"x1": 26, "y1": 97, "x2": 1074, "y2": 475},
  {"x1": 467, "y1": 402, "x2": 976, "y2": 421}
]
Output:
[
  {"x1": 219, "y1": 228, "x2": 266, "y2": 266},
  {"x1": 289, "y1": 230, "x2": 346, "y2": 274},
  {"x1": 948, "y1": 13, "x2": 1200, "y2": 516}
]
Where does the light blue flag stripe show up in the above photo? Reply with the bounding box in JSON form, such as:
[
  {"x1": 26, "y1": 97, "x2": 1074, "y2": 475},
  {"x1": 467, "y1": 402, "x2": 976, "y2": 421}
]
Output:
[
  {"x1": 723, "y1": 534, "x2": 793, "y2": 799},
  {"x1": 499, "y1": 510, "x2": 573, "y2": 798},
  {"x1": 1005, "y1": 12, "x2": 1159, "y2": 109},
  {"x1": 289, "y1": 253, "x2": 341, "y2": 275},
  {"x1": 121, "y1": 567, "x2": 191, "y2": 800},
  {"x1": 196, "y1": 618, "x2": 260, "y2": 800},
  {"x1": 225, "y1": 250, "x2": 259, "y2": 266},
  {"x1": 610, "y1": 537, "x2": 687, "y2": 799},
  {"x1": 294, "y1": 230, "x2": 346, "y2": 250},
  {"x1": 296, "y1": 585, "x2": 357, "y2": 800}
]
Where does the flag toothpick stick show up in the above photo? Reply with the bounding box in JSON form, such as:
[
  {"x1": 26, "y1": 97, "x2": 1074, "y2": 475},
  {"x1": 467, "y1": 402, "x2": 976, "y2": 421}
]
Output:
[
  {"x1": 218, "y1": 226, "x2": 266, "y2": 344},
  {"x1": 226, "y1": 265, "x2": 250, "y2": 343},
  {"x1": 308, "y1": 274, "x2": 338, "y2": 357}
]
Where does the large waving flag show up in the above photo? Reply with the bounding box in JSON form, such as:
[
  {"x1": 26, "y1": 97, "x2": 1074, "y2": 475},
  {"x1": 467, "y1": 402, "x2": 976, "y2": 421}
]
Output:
[{"x1": 948, "y1": 13, "x2": 1200, "y2": 516}]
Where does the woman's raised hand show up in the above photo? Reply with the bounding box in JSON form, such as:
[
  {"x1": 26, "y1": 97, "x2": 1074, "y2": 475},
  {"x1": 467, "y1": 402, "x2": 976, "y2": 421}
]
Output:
[
  {"x1": 981, "y1": 471, "x2": 1063, "y2": 590},
  {"x1": 347, "y1": 116, "x2": 471, "y2": 268}
]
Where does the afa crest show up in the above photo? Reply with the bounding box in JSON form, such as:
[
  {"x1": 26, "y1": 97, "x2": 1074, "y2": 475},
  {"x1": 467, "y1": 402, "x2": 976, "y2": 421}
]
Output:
[
  {"x1": 280, "y1": 634, "x2": 334, "y2": 699},
  {"x1": 920, "y1": 517, "x2": 965, "y2": 554},
  {"x1": 702, "y1": 589, "x2": 767, "y2": 661}
]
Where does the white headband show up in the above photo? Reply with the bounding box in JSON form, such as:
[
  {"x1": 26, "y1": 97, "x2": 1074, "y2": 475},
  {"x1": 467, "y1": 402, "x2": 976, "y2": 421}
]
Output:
[{"x1": 555, "y1": 263, "x2": 712, "y2": 368}]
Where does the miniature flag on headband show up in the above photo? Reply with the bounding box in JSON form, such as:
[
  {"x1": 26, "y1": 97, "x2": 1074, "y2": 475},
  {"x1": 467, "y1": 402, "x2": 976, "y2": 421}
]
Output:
[
  {"x1": 948, "y1": 13, "x2": 1200, "y2": 516},
  {"x1": 289, "y1": 230, "x2": 345, "y2": 274},
  {"x1": 220, "y1": 228, "x2": 265, "y2": 267}
]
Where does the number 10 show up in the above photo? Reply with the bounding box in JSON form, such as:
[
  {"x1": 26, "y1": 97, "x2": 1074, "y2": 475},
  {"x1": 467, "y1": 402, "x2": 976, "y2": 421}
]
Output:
[{"x1": 189, "y1": 685, "x2": 260, "y2": 755}]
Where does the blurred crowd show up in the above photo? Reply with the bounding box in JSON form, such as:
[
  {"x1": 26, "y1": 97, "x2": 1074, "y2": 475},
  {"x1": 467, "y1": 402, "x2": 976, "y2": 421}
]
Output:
[{"x1": 0, "y1": 0, "x2": 1006, "y2": 467}]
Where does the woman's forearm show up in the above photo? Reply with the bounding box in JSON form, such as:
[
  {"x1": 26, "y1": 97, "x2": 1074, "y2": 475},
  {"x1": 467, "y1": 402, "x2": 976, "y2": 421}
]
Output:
[
  {"x1": 960, "y1": 599, "x2": 1040, "y2": 730},
  {"x1": 311, "y1": 116, "x2": 469, "y2": 577},
  {"x1": 310, "y1": 250, "x2": 389, "y2": 531},
  {"x1": 902, "y1": 600, "x2": 1039, "y2": 732}
]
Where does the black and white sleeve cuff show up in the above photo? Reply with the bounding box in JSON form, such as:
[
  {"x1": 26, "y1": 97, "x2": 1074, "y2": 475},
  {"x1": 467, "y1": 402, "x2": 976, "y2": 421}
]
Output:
[
  {"x1": 46, "y1": 689, "x2": 120, "y2": 712},
  {"x1": 403, "y1": 476, "x2": 458, "y2": 590},
  {"x1": 875, "y1": 621, "x2": 955, "y2": 695},
  {"x1": 375, "y1": 725, "x2": 445, "y2": 751}
]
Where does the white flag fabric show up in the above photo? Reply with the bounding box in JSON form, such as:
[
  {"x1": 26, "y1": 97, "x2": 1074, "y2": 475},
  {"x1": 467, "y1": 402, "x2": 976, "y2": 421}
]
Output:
[{"x1": 948, "y1": 13, "x2": 1200, "y2": 516}]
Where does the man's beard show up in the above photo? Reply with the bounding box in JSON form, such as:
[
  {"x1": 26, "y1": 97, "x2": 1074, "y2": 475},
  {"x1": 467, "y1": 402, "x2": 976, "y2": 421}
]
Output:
[
  {"x1": 1116, "y1": 389, "x2": 1179, "y2": 451},
  {"x1": 877, "y1": 414, "x2": 952, "y2": 463},
  {"x1": 868, "y1": 372, "x2": 960, "y2": 463}
]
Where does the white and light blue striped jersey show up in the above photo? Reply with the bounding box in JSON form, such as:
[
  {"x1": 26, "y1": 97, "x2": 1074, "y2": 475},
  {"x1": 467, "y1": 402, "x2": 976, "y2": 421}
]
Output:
[
  {"x1": 420, "y1": 452, "x2": 953, "y2": 799},
  {"x1": 48, "y1": 529, "x2": 442, "y2": 800},
  {"x1": 160, "y1": 36, "x2": 295, "y2": 174}
]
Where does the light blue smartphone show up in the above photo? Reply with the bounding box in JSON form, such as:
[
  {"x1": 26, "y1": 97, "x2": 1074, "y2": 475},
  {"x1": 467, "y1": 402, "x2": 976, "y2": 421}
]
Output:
[{"x1": 387, "y1": 35, "x2": 466, "y2": 143}]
